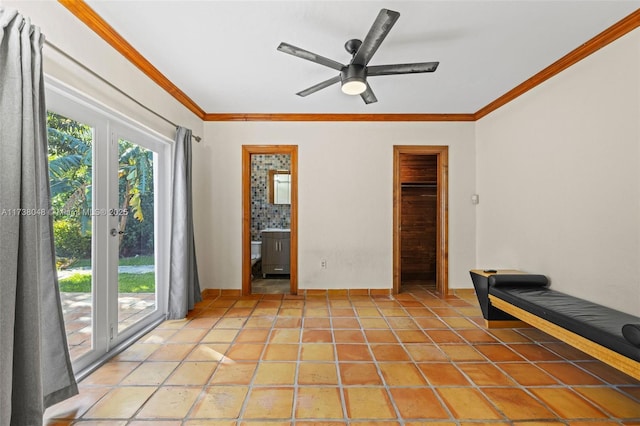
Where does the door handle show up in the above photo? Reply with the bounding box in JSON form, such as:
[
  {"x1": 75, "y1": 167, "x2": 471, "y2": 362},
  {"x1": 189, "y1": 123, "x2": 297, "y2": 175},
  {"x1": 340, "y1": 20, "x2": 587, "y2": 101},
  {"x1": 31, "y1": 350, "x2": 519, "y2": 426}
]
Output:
[{"x1": 110, "y1": 228, "x2": 124, "y2": 236}]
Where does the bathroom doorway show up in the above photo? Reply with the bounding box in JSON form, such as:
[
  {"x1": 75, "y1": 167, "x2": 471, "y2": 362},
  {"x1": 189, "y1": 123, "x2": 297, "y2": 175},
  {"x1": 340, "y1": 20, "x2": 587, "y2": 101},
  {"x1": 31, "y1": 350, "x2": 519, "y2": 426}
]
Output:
[
  {"x1": 393, "y1": 146, "x2": 448, "y2": 295},
  {"x1": 242, "y1": 145, "x2": 298, "y2": 295}
]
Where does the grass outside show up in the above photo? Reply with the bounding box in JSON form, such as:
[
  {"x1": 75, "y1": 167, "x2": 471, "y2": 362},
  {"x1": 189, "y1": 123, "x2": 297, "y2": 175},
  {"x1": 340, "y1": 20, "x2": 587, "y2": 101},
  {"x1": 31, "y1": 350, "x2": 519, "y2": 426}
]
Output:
[
  {"x1": 59, "y1": 272, "x2": 155, "y2": 293},
  {"x1": 70, "y1": 255, "x2": 154, "y2": 269}
]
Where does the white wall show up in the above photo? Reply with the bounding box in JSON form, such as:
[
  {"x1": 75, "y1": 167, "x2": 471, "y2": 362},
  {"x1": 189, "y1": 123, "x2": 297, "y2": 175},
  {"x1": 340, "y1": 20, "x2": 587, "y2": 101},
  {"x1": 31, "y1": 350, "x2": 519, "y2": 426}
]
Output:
[
  {"x1": 4, "y1": 1, "x2": 203, "y2": 140},
  {"x1": 476, "y1": 29, "x2": 640, "y2": 315},
  {"x1": 195, "y1": 122, "x2": 476, "y2": 291}
]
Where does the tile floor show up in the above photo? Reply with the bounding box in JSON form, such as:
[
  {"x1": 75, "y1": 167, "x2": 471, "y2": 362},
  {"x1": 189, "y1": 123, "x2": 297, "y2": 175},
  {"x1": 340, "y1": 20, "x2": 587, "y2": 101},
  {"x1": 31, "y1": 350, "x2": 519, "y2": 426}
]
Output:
[
  {"x1": 46, "y1": 285, "x2": 640, "y2": 424},
  {"x1": 61, "y1": 292, "x2": 156, "y2": 361},
  {"x1": 251, "y1": 277, "x2": 291, "y2": 294}
]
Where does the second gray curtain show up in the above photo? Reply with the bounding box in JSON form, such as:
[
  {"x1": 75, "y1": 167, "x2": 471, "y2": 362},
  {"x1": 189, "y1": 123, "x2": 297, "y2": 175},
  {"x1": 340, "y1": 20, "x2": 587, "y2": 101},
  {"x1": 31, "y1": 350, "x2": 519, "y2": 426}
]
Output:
[
  {"x1": 167, "y1": 126, "x2": 202, "y2": 319},
  {"x1": 0, "y1": 6, "x2": 78, "y2": 425}
]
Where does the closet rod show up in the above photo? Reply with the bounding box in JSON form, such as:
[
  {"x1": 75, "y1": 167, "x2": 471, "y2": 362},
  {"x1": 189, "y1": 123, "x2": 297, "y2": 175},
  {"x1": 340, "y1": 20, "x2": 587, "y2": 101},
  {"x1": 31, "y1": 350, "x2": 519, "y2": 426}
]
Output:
[{"x1": 44, "y1": 40, "x2": 202, "y2": 143}]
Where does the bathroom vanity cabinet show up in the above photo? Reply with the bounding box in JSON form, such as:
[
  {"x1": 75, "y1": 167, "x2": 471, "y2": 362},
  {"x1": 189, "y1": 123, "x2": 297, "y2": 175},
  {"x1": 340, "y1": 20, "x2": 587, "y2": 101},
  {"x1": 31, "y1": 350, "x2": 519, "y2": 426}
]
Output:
[{"x1": 261, "y1": 230, "x2": 290, "y2": 276}]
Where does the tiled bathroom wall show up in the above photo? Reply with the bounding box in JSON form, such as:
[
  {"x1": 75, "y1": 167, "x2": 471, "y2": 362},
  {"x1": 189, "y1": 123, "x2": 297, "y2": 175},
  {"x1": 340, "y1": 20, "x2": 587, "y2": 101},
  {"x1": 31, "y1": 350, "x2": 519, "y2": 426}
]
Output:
[{"x1": 251, "y1": 154, "x2": 291, "y2": 241}]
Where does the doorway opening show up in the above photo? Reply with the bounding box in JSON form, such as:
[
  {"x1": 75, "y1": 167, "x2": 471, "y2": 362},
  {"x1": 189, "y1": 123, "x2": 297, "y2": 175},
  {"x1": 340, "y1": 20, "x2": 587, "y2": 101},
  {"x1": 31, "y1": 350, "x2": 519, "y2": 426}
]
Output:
[
  {"x1": 242, "y1": 145, "x2": 298, "y2": 295},
  {"x1": 393, "y1": 146, "x2": 448, "y2": 295}
]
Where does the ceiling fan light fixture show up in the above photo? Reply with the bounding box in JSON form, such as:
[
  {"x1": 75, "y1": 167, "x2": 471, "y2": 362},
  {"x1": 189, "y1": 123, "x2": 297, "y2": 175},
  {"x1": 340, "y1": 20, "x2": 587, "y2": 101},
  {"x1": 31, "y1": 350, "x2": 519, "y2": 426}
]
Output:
[
  {"x1": 341, "y1": 79, "x2": 366, "y2": 95},
  {"x1": 340, "y1": 65, "x2": 367, "y2": 95}
]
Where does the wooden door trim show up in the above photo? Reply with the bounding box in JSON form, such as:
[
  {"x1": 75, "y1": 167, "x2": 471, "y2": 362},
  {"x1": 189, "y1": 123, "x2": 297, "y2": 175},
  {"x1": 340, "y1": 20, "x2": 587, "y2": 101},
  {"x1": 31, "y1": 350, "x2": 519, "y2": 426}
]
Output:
[
  {"x1": 242, "y1": 145, "x2": 298, "y2": 296},
  {"x1": 393, "y1": 146, "x2": 448, "y2": 295}
]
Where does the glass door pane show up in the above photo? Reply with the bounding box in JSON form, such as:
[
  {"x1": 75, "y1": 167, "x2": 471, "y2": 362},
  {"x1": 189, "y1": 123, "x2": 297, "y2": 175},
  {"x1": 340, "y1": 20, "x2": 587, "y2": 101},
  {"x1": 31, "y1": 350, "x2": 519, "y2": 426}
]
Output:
[
  {"x1": 116, "y1": 138, "x2": 157, "y2": 333},
  {"x1": 47, "y1": 111, "x2": 94, "y2": 362}
]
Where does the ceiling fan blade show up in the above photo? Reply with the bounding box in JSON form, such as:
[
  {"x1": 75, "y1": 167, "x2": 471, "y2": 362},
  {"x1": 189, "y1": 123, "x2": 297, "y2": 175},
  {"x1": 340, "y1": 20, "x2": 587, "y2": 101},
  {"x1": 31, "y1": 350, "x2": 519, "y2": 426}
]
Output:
[
  {"x1": 360, "y1": 83, "x2": 378, "y2": 104},
  {"x1": 277, "y1": 42, "x2": 344, "y2": 71},
  {"x1": 367, "y1": 62, "x2": 439, "y2": 76},
  {"x1": 352, "y1": 9, "x2": 400, "y2": 66},
  {"x1": 296, "y1": 75, "x2": 341, "y2": 97}
]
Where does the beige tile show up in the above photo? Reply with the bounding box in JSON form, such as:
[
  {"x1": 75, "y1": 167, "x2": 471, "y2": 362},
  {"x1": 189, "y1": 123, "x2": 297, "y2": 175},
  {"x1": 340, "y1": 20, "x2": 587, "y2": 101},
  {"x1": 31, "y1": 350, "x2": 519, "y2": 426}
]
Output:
[
  {"x1": 358, "y1": 318, "x2": 390, "y2": 329},
  {"x1": 209, "y1": 361, "x2": 257, "y2": 385},
  {"x1": 344, "y1": 387, "x2": 395, "y2": 419},
  {"x1": 189, "y1": 386, "x2": 249, "y2": 418},
  {"x1": 137, "y1": 386, "x2": 201, "y2": 419},
  {"x1": 244, "y1": 316, "x2": 275, "y2": 328},
  {"x1": 262, "y1": 343, "x2": 299, "y2": 361},
  {"x1": 147, "y1": 343, "x2": 196, "y2": 361},
  {"x1": 236, "y1": 329, "x2": 270, "y2": 343},
  {"x1": 214, "y1": 317, "x2": 246, "y2": 329},
  {"x1": 253, "y1": 362, "x2": 296, "y2": 385},
  {"x1": 165, "y1": 361, "x2": 217, "y2": 385},
  {"x1": 167, "y1": 328, "x2": 208, "y2": 343},
  {"x1": 298, "y1": 363, "x2": 339, "y2": 385},
  {"x1": 269, "y1": 329, "x2": 301, "y2": 343},
  {"x1": 84, "y1": 387, "x2": 156, "y2": 419},
  {"x1": 295, "y1": 387, "x2": 343, "y2": 419},
  {"x1": 300, "y1": 343, "x2": 335, "y2": 361},
  {"x1": 225, "y1": 343, "x2": 264, "y2": 361},
  {"x1": 202, "y1": 329, "x2": 239, "y2": 343},
  {"x1": 243, "y1": 388, "x2": 294, "y2": 419},
  {"x1": 121, "y1": 362, "x2": 179, "y2": 385},
  {"x1": 185, "y1": 343, "x2": 228, "y2": 361},
  {"x1": 82, "y1": 362, "x2": 140, "y2": 385}
]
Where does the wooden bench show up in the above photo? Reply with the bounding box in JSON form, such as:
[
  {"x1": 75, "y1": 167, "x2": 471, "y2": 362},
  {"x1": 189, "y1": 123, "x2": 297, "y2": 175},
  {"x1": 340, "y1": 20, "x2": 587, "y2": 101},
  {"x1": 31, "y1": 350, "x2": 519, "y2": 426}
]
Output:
[{"x1": 470, "y1": 270, "x2": 640, "y2": 381}]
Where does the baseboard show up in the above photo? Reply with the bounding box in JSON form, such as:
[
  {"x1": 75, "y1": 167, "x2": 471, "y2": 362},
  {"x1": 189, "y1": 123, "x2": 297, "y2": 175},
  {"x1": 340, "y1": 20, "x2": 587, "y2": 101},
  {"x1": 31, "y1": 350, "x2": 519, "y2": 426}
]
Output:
[{"x1": 201, "y1": 288, "x2": 393, "y2": 299}]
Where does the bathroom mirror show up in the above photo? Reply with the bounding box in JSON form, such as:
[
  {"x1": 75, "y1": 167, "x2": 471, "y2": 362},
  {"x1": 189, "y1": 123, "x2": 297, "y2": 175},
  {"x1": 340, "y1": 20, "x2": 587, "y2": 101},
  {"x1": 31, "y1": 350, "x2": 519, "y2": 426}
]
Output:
[{"x1": 268, "y1": 169, "x2": 291, "y2": 205}]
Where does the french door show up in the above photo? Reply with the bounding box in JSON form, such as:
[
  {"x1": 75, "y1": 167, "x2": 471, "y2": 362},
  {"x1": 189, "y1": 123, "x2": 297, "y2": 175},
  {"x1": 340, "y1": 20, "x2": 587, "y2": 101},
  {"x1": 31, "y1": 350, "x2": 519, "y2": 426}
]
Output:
[{"x1": 46, "y1": 81, "x2": 170, "y2": 374}]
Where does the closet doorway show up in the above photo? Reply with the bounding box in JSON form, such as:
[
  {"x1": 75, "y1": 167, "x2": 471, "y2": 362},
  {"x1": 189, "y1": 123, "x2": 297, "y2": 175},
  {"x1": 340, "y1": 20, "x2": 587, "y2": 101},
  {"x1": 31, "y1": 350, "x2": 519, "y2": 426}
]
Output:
[
  {"x1": 393, "y1": 146, "x2": 448, "y2": 295},
  {"x1": 242, "y1": 145, "x2": 298, "y2": 295}
]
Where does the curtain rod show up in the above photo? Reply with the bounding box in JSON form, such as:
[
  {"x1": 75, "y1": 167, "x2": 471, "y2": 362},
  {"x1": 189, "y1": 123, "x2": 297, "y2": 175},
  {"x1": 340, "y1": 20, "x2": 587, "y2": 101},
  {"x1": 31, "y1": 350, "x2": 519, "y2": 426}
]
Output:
[{"x1": 44, "y1": 40, "x2": 202, "y2": 143}]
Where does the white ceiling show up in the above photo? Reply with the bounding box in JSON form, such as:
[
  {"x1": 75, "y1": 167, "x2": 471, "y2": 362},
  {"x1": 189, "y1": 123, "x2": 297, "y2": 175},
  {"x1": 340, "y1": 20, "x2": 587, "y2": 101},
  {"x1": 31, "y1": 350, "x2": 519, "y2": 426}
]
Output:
[{"x1": 85, "y1": 1, "x2": 639, "y2": 114}]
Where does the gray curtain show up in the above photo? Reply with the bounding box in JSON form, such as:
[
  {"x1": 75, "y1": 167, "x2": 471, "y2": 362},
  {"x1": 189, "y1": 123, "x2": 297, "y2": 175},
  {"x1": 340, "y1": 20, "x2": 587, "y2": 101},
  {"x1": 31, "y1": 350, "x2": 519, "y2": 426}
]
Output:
[
  {"x1": 0, "y1": 6, "x2": 78, "y2": 425},
  {"x1": 168, "y1": 127, "x2": 202, "y2": 319}
]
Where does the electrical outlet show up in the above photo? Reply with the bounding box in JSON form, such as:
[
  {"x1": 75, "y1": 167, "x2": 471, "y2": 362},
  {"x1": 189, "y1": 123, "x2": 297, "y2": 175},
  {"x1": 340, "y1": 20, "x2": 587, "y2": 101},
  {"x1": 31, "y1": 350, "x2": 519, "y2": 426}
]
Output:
[{"x1": 321, "y1": 260, "x2": 327, "y2": 269}]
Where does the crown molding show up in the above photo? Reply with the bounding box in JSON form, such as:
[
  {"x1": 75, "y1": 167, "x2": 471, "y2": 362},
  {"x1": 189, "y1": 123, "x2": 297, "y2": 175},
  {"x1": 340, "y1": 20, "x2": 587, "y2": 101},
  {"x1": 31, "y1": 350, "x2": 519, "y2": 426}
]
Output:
[
  {"x1": 58, "y1": 0, "x2": 206, "y2": 119},
  {"x1": 203, "y1": 113, "x2": 475, "y2": 122},
  {"x1": 474, "y1": 8, "x2": 640, "y2": 120},
  {"x1": 59, "y1": 1, "x2": 639, "y2": 123}
]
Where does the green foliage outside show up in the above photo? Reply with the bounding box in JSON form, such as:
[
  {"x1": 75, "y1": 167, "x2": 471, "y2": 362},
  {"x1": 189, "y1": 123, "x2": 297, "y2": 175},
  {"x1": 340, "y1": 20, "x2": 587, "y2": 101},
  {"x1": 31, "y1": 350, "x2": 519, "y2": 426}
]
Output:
[
  {"x1": 47, "y1": 111, "x2": 155, "y2": 266},
  {"x1": 53, "y1": 220, "x2": 91, "y2": 259},
  {"x1": 59, "y1": 272, "x2": 155, "y2": 293}
]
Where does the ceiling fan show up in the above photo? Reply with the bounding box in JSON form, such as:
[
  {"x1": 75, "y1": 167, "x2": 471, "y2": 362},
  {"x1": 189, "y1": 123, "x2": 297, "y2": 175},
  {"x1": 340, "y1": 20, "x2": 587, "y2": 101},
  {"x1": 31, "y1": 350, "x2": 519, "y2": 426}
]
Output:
[{"x1": 277, "y1": 8, "x2": 439, "y2": 104}]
